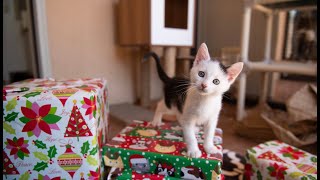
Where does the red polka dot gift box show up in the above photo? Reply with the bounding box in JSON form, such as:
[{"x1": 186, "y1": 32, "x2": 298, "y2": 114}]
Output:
[
  {"x1": 3, "y1": 78, "x2": 109, "y2": 179},
  {"x1": 244, "y1": 140, "x2": 317, "y2": 180},
  {"x1": 102, "y1": 120, "x2": 224, "y2": 179}
]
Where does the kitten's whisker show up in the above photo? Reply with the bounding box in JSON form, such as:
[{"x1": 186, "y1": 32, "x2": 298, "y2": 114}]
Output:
[{"x1": 223, "y1": 94, "x2": 232, "y2": 100}]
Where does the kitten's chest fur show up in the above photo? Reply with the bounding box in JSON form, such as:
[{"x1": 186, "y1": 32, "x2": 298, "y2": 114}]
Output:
[{"x1": 183, "y1": 90, "x2": 222, "y2": 124}]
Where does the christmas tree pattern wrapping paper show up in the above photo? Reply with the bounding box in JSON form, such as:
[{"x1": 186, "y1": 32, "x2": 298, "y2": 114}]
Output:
[
  {"x1": 102, "y1": 120, "x2": 224, "y2": 180},
  {"x1": 244, "y1": 140, "x2": 317, "y2": 180},
  {"x1": 3, "y1": 78, "x2": 109, "y2": 180}
]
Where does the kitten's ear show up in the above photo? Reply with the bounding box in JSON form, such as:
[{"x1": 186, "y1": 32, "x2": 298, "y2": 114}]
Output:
[
  {"x1": 194, "y1": 43, "x2": 210, "y2": 65},
  {"x1": 227, "y1": 62, "x2": 243, "y2": 84}
]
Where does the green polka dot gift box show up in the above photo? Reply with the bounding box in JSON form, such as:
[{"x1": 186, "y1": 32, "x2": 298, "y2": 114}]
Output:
[
  {"x1": 3, "y1": 78, "x2": 109, "y2": 180},
  {"x1": 102, "y1": 120, "x2": 223, "y2": 180},
  {"x1": 244, "y1": 140, "x2": 317, "y2": 180}
]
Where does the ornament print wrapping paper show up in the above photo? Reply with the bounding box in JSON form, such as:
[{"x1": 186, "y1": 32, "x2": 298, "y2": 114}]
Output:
[
  {"x1": 245, "y1": 140, "x2": 317, "y2": 180},
  {"x1": 3, "y1": 78, "x2": 109, "y2": 180},
  {"x1": 103, "y1": 120, "x2": 223, "y2": 180}
]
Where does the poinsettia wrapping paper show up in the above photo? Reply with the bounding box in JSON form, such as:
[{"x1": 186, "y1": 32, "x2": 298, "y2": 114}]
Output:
[
  {"x1": 3, "y1": 78, "x2": 109, "y2": 180},
  {"x1": 245, "y1": 140, "x2": 317, "y2": 180},
  {"x1": 103, "y1": 120, "x2": 223, "y2": 180}
]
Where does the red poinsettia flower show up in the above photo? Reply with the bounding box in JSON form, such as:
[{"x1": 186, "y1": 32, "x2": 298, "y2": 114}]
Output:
[
  {"x1": 279, "y1": 146, "x2": 305, "y2": 160},
  {"x1": 88, "y1": 168, "x2": 100, "y2": 180},
  {"x1": 22, "y1": 104, "x2": 51, "y2": 136},
  {"x1": 20, "y1": 102, "x2": 60, "y2": 137},
  {"x1": 267, "y1": 162, "x2": 288, "y2": 180},
  {"x1": 244, "y1": 164, "x2": 253, "y2": 180},
  {"x1": 5, "y1": 137, "x2": 30, "y2": 160},
  {"x1": 82, "y1": 96, "x2": 96, "y2": 119}
]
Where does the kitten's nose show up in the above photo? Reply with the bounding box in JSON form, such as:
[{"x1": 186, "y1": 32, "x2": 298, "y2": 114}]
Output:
[{"x1": 201, "y1": 83, "x2": 207, "y2": 89}]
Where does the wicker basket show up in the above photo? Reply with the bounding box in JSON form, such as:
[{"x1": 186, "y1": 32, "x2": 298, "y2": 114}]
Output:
[
  {"x1": 261, "y1": 111, "x2": 317, "y2": 147},
  {"x1": 286, "y1": 84, "x2": 317, "y2": 123}
]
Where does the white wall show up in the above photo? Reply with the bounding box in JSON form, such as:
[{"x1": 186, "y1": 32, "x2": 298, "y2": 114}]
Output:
[{"x1": 46, "y1": 0, "x2": 140, "y2": 105}]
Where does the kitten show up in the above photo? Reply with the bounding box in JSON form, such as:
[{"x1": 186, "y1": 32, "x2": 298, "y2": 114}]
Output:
[{"x1": 143, "y1": 43, "x2": 243, "y2": 158}]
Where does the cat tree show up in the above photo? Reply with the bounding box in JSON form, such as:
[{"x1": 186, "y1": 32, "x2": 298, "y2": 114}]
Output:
[
  {"x1": 237, "y1": 0, "x2": 317, "y2": 121},
  {"x1": 118, "y1": 0, "x2": 196, "y2": 107}
]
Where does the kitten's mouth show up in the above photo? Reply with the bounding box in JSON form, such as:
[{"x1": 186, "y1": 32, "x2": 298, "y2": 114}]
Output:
[{"x1": 197, "y1": 87, "x2": 209, "y2": 95}]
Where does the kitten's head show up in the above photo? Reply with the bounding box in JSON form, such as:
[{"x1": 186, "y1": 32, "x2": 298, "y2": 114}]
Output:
[{"x1": 190, "y1": 43, "x2": 243, "y2": 96}]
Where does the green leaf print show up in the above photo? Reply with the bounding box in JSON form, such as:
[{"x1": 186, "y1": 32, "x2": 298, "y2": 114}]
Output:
[
  {"x1": 34, "y1": 140, "x2": 47, "y2": 149},
  {"x1": 5, "y1": 98, "x2": 17, "y2": 111},
  {"x1": 289, "y1": 172, "x2": 303, "y2": 178},
  {"x1": 33, "y1": 161, "x2": 49, "y2": 172},
  {"x1": 89, "y1": 146, "x2": 98, "y2": 155},
  {"x1": 19, "y1": 171, "x2": 30, "y2": 180},
  {"x1": 27, "y1": 131, "x2": 33, "y2": 137},
  {"x1": 23, "y1": 91, "x2": 41, "y2": 98},
  {"x1": 93, "y1": 110, "x2": 96, "y2": 119},
  {"x1": 33, "y1": 152, "x2": 49, "y2": 161},
  {"x1": 3, "y1": 122, "x2": 16, "y2": 135},
  {"x1": 17, "y1": 151, "x2": 24, "y2": 160},
  {"x1": 43, "y1": 114, "x2": 61, "y2": 124},
  {"x1": 49, "y1": 107, "x2": 57, "y2": 114},
  {"x1": 307, "y1": 175, "x2": 316, "y2": 180},
  {"x1": 249, "y1": 153, "x2": 257, "y2": 165},
  {"x1": 92, "y1": 136, "x2": 97, "y2": 145},
  {"x1": 87, "y1": 155, "x2": 98, "y2": 166},
  {"x1": 48, "y1": 146, "x2": 57, "y2": 158},
  {"x1": 248, "y1": 148, "x2": 256, "y2": 154},
  {"x1": 257, "y1": 170, "x2": 263, "y2": 180},
  {"x1": 81, "y1": 141, "x2": 90, "y2": 155},
  {"x1": 37, "y1": 174, "x2": 44, "y2": 180},
  {"x1": 310, "y1": 156, "x2": 317, "y2": 163},
  {"x1": 26, "y1": 100, "x2": 32, "y2": 108},
  {"x1": 4, "y1": 112, "x2": 19, "y2": 122},
  {"x1": 19, "y1": 117, "x2": 30, "y2": 123}
]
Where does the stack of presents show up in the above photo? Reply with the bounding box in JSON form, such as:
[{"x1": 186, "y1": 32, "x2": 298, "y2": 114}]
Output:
[{"x1": 3, "y1": 78, "x2": 317, "y2": 179}]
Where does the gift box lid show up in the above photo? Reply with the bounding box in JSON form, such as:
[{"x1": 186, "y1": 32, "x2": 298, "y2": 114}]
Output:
[
  {"x1": 245, "y1": 140, "x2": 317, "y2": 179},
  {"x1": 103, "y1": 120, "x2": 224, "y2": 180},
  {"x1": 3, "y1": 78, "x2": 107, "y2": 100}
]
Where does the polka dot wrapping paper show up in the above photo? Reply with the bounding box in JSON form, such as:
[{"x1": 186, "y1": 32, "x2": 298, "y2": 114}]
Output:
[
  {"x1": 103, "y1": 120, "x2": 224, "y2": 179},
  {"x1": 3, "y1": 78, "x2": 109, "y2": 179}
]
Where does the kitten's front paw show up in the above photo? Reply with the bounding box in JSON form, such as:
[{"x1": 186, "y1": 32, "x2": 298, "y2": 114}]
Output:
[
  {"x1": 187, "y1": 148, "x2": 202, "y2": 158},
  {"x1": 204, "y1": 143, "x2": 219, "y2": 154},
  {"x1": 150, "y1": 120, "x2": 162, "y2": 127}
]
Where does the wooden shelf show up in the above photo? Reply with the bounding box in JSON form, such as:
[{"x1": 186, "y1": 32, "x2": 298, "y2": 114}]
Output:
[
  {"x1": 255, "y1": 0, "x2": 316, "y2": 9},
  {"x1": 247, "y1": 61, "x2": 317, "y2": 76}
]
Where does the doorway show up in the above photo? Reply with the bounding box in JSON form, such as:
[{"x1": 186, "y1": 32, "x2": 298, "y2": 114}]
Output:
[{"x1": 3, "y1": 0, "x2": 39, "y2": 85}]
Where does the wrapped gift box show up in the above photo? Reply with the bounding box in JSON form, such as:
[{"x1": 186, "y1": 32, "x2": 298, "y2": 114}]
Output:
[
  {"x1": 103, "y1": 120, "x2": 223, "y2": 180},
  {"x1": 3, "y1": 78, "x2": 109, "y2": 179},
  {"x1": 245, "y1": 140, "x2": 317, "y2": 180}
]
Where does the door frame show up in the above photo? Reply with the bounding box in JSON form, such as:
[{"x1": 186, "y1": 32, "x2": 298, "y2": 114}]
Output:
[{"x1": 32, "y1": 0, "x2": 52, "y2": 78}]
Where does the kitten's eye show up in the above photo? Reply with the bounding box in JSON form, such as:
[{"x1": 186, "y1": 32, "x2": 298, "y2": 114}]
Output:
[
  {"x1": 198, "y1": 71, "x2": 205, "y2": 77},
  {"x1": 213, "y1": 79, "x2": 220, "y2": 85}
]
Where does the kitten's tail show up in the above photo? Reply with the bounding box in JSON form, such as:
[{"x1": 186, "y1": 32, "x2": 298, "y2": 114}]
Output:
[{"x1": 142, "y1": 52, "x2": 170, "y2": 83}]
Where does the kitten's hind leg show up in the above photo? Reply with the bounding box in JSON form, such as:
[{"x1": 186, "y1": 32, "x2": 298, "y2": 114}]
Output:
[{"x1": 150, "y1": 99, "x2": 167, "y2": 126}]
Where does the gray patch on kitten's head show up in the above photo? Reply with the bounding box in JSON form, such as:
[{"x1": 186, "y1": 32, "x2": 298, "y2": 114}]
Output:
[
  {"x1": 190, "y1": 43, "x2": 243, "y2": 96},
  {"x1": 190, "y1": 59, "x2": 231, "y2": 96}
]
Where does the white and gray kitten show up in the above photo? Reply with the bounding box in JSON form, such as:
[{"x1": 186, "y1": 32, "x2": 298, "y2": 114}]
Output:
[{"x1": 144, "y1": 43, "x2": 243, "y2": 158}]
